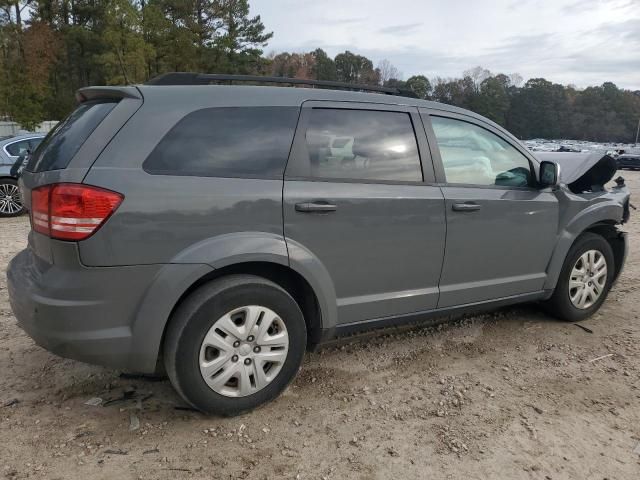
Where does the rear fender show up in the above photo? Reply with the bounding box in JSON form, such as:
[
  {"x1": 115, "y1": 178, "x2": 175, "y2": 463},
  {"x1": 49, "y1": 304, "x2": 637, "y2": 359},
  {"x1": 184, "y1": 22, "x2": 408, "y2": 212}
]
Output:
[
  {"x1": 170, "y1": 233, "x2": 337, "y2": 330},
  {"x1": 130, "y1": 232, "x2": 337, "y2": 372}
]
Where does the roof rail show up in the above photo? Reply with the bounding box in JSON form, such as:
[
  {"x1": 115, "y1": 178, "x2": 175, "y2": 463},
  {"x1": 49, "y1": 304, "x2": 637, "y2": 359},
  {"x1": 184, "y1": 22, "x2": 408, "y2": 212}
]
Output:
[{"x1": 145, "y1": 72, "x2": 415, "y2": 97}]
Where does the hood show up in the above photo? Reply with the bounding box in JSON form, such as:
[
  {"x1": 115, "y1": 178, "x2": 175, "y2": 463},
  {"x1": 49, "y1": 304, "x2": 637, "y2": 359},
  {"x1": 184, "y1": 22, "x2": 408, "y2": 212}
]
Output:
[{"x1": 535, "y1": 151, "x2": 618, "y2": 193}]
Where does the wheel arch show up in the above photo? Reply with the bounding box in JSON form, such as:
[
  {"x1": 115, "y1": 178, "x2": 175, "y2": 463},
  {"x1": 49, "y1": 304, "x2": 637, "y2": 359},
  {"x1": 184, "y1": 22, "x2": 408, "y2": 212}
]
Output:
[
  {"x1": 132, "y1": 260, "x2": 332, "y2": 374},
  {"x1": 129, "y1": 232, "x2": 337, "y2": 374},
  {"x1": 544, "y1": 217, "x2": 625, "y2": 291},
  {"x1": 162, "y1": 261, "x2": 325, "y2": 349}
]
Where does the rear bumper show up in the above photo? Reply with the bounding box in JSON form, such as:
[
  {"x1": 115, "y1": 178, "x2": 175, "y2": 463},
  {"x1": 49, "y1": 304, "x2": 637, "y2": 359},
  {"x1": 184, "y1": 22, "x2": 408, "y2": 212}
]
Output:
[{"x1": 7, "y1": 248, "x2": 162, "y2": 371}]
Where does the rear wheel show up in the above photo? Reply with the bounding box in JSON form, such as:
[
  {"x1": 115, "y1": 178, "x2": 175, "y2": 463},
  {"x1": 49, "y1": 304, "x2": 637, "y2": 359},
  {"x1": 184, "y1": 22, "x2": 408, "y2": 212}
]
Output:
[
  {"x1": 543, "y1": 233, "x2": 615, "y2": 321},
  {"x1": 0, "y1": 179, "x2": 24, "y2": 217},
  {"x1": 164, "y1": 275, "x2": 307, "y2": 416}
]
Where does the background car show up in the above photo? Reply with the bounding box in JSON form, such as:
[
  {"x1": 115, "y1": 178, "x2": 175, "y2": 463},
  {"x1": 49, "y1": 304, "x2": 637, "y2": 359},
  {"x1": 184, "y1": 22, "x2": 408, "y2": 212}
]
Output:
[
  {"x1": 0, "y1": 133, "x2": 45, "y2": 217},
  {"x1": 616, "y1": 152, "x2": 640, "y2": 170}
]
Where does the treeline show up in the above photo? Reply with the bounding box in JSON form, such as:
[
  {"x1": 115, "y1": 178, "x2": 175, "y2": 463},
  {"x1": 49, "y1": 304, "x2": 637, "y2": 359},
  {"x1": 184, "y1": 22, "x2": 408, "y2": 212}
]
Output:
[
  {"x1": 1, "y1": 1, "x2": 639, "y2": 142},
  {"x1": 267, "y1": 55, "x2": 640, "y2": 143}
]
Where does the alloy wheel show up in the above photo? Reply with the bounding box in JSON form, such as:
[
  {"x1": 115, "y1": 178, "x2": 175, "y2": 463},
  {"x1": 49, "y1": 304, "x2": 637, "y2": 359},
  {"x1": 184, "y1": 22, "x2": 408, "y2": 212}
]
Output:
[{"x1": 0, "y1": 182, "x2": 22, "y2": 215}]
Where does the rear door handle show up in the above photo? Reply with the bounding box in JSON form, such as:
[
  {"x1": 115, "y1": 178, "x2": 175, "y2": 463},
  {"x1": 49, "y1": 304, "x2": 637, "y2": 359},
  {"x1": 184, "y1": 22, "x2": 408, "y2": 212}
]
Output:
[
  {"x1": 295, "y1": 202, "x2": 337, "y2": 213},
  {"x1": 452, "y1": 202, "x2": 481, "y2": 212}
]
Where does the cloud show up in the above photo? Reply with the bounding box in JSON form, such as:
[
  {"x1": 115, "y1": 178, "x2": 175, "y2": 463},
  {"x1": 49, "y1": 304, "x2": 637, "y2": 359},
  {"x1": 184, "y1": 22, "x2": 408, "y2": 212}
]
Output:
[
  {"x1": 254, "y1": 0, "x2": 640, "y2": 89},
  {"x1": 378, "y1": 23, "x2": 423, "y2": 35}
]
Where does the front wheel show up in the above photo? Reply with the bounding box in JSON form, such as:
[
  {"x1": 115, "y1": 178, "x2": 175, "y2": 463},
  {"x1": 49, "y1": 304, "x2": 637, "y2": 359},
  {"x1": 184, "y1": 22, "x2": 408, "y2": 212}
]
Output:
[
  {"x1": 163, "y1": 275, "x2": 307, "y2": 416},
  {"x1": 0, "y1": 178, "x2": 25, "y2": 217},
  {"x1": 543, "y1": 233, "x2": 615, "y2": 321}
]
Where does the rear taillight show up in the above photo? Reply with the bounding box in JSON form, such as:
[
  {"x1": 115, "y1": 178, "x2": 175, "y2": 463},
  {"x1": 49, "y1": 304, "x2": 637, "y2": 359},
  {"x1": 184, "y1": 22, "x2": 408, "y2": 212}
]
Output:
[{"x1": 31, "y1": 183, "x2": 123, "y2": 241}]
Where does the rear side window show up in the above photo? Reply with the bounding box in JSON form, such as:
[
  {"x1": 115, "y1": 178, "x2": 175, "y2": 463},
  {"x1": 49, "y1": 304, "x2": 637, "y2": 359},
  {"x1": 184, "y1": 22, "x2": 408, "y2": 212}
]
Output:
[
  {"x1": 304, "y1": 109, "x2": 423, "y2": 182},
  {"x1": 143, "y1": 107, "x2": 300, "y2": 178},
  {"x1": 5, "y1": 139, "x2": 31, "y2": 156},
  {"x1": 26, "y1": 101, "x2": 117, "y2": 172}
]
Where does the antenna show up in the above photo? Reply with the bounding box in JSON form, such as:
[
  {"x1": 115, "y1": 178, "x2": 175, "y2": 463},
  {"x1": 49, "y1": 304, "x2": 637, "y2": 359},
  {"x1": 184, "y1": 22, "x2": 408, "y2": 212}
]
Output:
[{"x1": 116, "y1": 49, "x2": 131, "y2": 85}]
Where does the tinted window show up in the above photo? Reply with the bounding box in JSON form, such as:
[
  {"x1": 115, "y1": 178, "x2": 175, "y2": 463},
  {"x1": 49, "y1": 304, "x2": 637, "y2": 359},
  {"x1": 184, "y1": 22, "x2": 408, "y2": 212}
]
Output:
[
  {"x1": 304, "y1": 109, "x2": 422, "y2": 182},
  {"x1": 430, "y1": 116, "x2": 532, "y2": 187},
  {"x1": 143, "y1": 107, "x2": 299, "y2": 178},
  {"x1": 5, "y1": 140, "x2": 31, "y2": 156},
  {"x1": 29, "y1": 138, "x2": 43, "y2": 150},
  {"x1": 27, "y1": 101, "x2": 117, "y2": 172}
]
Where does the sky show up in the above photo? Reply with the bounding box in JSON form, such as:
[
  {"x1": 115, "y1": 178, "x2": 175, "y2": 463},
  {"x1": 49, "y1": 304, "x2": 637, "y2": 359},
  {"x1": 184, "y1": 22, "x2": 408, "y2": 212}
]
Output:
[{"x1": 252, "y1": 0, "x2": 640, "y2": 90}]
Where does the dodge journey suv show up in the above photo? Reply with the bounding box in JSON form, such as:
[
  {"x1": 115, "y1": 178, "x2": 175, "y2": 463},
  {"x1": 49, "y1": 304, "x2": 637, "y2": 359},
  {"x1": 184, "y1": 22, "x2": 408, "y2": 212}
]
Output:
[{"x1": 7, "y1": 73, "x2": 630, "y2": 415}]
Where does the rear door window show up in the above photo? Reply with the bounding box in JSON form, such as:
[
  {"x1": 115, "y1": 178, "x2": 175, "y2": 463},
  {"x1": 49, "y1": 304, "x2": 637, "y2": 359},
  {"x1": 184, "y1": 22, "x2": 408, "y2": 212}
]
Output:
[
  {"x1": 303, "y1": 109, "x2": 423, "y2": 182},
  {"x1": 143, "y1": 107, "x2": 300, "y2": 178},
  {"x1": 26, "y1": 101, "x2": 117, "y2": 172}
]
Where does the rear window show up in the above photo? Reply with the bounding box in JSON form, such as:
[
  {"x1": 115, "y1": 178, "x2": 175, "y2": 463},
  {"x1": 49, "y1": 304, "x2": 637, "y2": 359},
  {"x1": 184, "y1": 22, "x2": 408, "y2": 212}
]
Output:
[
  {"x1": 26, "y1": 101, "x2": 117, "y2": 172},
  {"x1": 143, "y1": 107, "x2": 299, "y2": 178}
]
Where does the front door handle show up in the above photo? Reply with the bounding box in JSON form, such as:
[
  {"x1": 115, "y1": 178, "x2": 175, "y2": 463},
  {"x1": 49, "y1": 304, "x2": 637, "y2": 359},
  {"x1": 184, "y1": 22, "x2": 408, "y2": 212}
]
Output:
[
  {"x1": 452, "y1": 202, "x2": 481, "y2": 212},
  {"x1": 295, "y1": 202, "x2": 337, "y2": 213}
]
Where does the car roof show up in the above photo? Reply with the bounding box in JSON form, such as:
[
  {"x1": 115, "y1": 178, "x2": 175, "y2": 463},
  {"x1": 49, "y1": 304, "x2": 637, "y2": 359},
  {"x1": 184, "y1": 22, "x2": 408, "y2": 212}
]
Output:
[
  {"x1": 136, "y1": 84, "x2": 469, "y2": 114},
  {"x1": 133, "y1": 84, "x2": 514, "y2": 136},
  {"x1": 0, "y1": 133, "x2": 45, "y2": 146}
]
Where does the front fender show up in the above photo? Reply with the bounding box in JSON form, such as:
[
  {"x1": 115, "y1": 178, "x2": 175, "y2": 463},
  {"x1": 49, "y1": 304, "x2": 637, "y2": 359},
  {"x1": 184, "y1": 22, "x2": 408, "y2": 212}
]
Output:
[{"x1": 544, "y1": 192, "x2": 625, "y2": 291}]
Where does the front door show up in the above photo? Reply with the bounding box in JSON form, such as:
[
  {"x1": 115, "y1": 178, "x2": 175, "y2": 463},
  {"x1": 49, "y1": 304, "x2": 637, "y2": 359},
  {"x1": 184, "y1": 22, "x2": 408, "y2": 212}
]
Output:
[
  {"x1": 284, "y1": 102, "x2": 446, "y2": 325},
  {"x1": 422, "y1": 112, "x2": 559, "y2": 308}
]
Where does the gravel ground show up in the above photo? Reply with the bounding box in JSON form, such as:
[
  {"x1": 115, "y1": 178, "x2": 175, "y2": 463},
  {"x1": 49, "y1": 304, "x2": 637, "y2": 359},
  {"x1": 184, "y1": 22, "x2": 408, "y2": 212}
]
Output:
[{"x1": 1, "y1": 173, "x2": 639, "y2": 480}]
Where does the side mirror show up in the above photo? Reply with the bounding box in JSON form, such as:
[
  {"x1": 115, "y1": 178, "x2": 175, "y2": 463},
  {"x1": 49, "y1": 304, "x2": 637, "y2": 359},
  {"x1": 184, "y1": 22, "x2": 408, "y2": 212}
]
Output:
[{"x1": 539, "y1": 161, "x2": 560, "y2": 188}]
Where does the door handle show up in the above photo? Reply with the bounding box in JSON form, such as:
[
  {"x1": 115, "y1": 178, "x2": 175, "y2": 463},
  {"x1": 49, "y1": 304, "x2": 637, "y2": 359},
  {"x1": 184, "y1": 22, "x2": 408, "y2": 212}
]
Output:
[
  {"x1": 295, "y1": 202, "x2": 337, "y2": 213},
  {"x1": 452, "y1": 202, "x2": 481, "y2": 212}
]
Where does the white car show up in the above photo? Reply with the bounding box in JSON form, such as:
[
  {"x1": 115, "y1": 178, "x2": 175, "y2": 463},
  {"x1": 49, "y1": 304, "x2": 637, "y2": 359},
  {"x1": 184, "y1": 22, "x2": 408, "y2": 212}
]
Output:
[{"x1": 0, "y1": 133, "x2": 46, "y2": 217}]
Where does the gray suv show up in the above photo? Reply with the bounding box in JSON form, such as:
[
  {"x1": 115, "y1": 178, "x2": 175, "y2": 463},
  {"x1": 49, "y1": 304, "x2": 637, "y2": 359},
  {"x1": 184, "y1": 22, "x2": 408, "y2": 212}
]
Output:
[{"x1": 6, "y1": 74, "x2": 631, "y2": 415}]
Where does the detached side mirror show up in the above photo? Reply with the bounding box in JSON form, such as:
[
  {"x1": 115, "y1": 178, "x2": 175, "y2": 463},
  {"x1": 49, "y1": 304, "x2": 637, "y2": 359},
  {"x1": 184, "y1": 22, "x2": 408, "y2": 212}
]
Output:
[{"x1": 539, "y1": 161, "x2": 560, "y2": 188}]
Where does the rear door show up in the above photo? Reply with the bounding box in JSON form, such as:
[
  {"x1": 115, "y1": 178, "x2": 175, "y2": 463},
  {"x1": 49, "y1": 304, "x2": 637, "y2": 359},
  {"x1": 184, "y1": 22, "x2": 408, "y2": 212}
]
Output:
[
  {"x1": 283, "y1": 101, "x2": 446, "y2": 325},
  {"x1": 421, "y1": 110, "x2": 558, "y2": 307}
]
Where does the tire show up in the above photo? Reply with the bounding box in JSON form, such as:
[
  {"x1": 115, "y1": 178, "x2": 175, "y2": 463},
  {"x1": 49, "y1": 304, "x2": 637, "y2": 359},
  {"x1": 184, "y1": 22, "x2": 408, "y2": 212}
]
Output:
[
  {"x1": 164, "y1": 274, "x2": 307, "y2": 416},
  {"x1": 0, "y1": 178, "x2": 25, "y2": 217},
  {"x1": 543, "y1": 233, "x2": 615, "y2": 322}
]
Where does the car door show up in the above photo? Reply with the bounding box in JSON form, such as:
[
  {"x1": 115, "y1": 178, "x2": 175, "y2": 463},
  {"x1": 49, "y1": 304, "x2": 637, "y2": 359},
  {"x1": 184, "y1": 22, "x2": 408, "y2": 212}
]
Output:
[
  {"x1": 421, "y1": 110, "x2": 559, "y2": 308},
  {"x1": 284, "y1": 101, "x2": 446, "y2": 325}
]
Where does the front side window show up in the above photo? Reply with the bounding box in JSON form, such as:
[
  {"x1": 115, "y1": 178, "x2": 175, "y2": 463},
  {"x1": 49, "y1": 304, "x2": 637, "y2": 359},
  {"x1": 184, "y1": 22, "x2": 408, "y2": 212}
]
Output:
[
  {"x1": 430, "y1": 116, "x2": 532, "y2": 187},
  {"x1": 6, "y1": 140, "x2": 31, "y2": 156},
  {"x1": 304, "y1": 109, "x2": 423, "y2": 182},
  {"x1": 143, "y1": 107, "x2": 299, "y2": 178}
]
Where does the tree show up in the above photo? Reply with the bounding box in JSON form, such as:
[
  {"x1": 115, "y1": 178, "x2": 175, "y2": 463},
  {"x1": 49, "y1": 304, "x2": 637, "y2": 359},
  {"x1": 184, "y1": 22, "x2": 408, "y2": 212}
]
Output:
[
  {"x1": 0, "y1": 4, "x2": 638, "y2": 140},
  {"x1": 405, "y1": 75, "x2": 431, "y2": 99},
  {"x1": 335, "y1": 50, "x2": 379, "y2": 85},
  {"x1": 507, "y1": 78, "x2": 570, "y2": 139},
  {"x1": 464, "y1": 66, "x2": 491, "y2": 90},
  {"x1": 209, "y1": 0, "x2": 273, "y2": 73},
  {"x1": 377, "y1": 58, "x2": 399, "y2": 85},
  {"x1": 310, "y1": 48, "x2": 336, "y2": 81},
  {"x1": 473, "y1": 76, "x2": 510, "y2": 126}
]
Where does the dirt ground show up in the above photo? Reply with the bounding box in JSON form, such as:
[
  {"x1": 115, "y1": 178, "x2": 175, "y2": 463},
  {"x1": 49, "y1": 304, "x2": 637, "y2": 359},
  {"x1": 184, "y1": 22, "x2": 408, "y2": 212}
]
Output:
[{"x1": 1, "y1": 174, "x2": 639, "y2": 480}]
